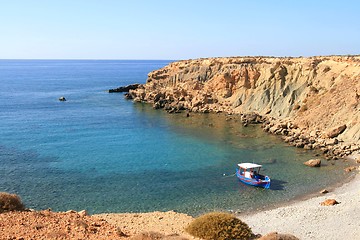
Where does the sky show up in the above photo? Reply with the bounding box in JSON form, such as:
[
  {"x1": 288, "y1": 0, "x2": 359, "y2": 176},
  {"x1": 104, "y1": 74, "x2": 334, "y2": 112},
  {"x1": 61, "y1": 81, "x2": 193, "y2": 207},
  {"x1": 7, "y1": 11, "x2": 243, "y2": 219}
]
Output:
[{"x1": 0, "y1": 0, "x2": 359, "y2": 60}]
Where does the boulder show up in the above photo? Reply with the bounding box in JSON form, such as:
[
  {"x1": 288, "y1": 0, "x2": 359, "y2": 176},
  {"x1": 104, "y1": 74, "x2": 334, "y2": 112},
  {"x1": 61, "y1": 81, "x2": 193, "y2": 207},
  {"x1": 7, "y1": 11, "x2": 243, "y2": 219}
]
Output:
[
  {"x1": 58, "y1": 96, "x2": 66, "y2": 101},
  {"x1": 241, "y1": 112, "x2": 263, "y2": 124},
  {"x1": 304, "y1": 159, "x2": 321, "y2": 167},
  {"x1": 295, "y1": 142, "x2": 304, "y2": 148},
  {"x1": 326, "y1": 125, "x2": 347, "y2": 138},
  {"x1": 320, "y1": 199, "x2": 339, "y2": 206}
]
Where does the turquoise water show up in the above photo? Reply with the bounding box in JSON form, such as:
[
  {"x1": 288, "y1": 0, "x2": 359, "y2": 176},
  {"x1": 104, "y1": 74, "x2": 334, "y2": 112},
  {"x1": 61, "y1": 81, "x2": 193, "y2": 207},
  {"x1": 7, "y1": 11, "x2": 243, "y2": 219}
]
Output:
[{"x1": 0, "y1": 60, "x2": 350, "y2": 215}]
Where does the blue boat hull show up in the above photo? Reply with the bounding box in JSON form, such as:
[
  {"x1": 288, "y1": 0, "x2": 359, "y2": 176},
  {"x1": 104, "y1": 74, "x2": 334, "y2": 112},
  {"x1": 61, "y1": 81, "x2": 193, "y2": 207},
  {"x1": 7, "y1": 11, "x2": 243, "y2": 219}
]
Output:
[{"x1": 236, "y1": 169, "x2": 271, "y2": 189}]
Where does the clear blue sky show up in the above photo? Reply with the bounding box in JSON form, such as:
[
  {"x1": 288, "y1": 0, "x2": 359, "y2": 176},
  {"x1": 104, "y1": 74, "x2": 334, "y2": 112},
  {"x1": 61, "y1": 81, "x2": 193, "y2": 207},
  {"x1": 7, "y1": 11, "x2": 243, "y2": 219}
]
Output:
[{"x1": 0, "y1": 0, "x2": 359, "y2": 59}]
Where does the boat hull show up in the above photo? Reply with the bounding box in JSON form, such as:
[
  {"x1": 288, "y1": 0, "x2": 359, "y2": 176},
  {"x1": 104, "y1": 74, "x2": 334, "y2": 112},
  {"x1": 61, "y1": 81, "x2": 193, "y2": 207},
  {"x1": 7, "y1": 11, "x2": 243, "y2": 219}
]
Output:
[{"x1": 236, "y1": 169, "x2": 270, "y2": 189}]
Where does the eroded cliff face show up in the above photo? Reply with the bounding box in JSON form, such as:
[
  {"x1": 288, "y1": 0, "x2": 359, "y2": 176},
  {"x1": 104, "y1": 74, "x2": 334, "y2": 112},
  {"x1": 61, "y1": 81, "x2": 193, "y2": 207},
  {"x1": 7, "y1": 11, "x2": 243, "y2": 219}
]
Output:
[{"x1": 129, "y1": 56, "x2": 360, "y2": 143}]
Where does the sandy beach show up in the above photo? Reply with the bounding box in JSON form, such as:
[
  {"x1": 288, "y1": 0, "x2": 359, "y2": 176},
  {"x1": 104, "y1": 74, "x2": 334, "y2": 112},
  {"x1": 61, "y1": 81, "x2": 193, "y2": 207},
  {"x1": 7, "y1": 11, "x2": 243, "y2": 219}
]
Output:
[{"x1": 240, "y1": 170, "x2": 360, "y2": 239}]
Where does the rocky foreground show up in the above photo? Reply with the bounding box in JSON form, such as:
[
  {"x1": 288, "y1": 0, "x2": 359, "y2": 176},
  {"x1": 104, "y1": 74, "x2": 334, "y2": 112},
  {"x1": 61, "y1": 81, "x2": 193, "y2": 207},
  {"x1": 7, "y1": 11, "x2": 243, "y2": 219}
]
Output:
[
  {"x1": 0, "y1": 210, "x2": 194, "y2": 240},
  {"x1": 127, "y1": 55, "x2": 360, "y2": 159}
]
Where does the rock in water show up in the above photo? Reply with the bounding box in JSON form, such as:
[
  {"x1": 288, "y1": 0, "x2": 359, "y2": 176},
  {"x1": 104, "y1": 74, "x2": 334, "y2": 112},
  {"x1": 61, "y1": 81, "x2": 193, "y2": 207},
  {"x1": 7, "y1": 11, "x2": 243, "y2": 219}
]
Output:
[
  {"x1": 304, "y1": 159, "x2": 321, "y2": 167},
  {"x1": 320, "y1": 189, "x2": 329, "y2": 194},
  {"x1": 108, "y1": 83, "x2": 140, "y2": 93},
  {"x1": 58, "y1": 96, "x2": 66, "y2": 101}
]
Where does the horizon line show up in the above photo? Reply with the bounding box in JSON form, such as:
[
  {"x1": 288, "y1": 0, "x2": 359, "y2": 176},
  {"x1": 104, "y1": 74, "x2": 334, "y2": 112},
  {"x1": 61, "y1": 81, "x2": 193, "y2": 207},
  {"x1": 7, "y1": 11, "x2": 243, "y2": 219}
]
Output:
[{"x1": 0, "y1": 54, "x2": 359, "y2": 61}]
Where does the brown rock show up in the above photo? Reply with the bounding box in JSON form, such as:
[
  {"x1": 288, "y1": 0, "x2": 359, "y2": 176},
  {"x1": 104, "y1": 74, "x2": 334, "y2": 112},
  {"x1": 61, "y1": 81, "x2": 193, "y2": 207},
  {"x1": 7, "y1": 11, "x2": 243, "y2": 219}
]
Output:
[
  {"x1": 326, "y1": 125, "x2": 347, "y2": 138},
  {"x1": 258, "y1": 231, "x2": 300, "y2": 240},
  {"x1": 320, "y1": 189, "x2": 329, "y2": 194},
  {"x1": 320, "y1": 199, "x2": 339, "y2": 206},
  {"x1": 304, "y1": 159, "x2": 321, "y2": 167}
]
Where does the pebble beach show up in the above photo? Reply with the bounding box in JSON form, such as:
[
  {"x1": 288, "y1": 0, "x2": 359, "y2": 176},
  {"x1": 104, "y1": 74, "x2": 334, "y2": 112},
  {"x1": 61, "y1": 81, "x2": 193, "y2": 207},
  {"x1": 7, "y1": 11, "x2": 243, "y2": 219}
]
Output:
[{"x1": 240, "y1": 170, "x2": 360, "y2": 239}]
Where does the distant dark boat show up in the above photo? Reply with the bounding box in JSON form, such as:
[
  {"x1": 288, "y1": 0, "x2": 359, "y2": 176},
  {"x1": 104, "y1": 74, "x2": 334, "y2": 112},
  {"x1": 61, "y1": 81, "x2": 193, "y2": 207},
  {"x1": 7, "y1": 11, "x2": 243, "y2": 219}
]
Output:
[{"x1": 236, "y1": 163, "x2": 271, "y2": 189}]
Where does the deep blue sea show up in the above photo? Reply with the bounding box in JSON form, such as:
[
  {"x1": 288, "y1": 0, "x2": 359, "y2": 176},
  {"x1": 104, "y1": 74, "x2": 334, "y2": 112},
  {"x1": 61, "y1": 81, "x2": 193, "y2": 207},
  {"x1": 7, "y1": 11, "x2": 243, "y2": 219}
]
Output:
[{"x1": 0, "y1": 60, "x2": 350, "y2": 215}]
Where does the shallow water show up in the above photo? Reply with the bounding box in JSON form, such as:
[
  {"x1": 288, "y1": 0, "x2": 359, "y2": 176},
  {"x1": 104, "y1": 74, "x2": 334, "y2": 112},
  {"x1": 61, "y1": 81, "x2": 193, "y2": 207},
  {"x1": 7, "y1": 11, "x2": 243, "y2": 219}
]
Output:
[{"x1": 0, "y1": 60, "x2": 351, "y2": 215}]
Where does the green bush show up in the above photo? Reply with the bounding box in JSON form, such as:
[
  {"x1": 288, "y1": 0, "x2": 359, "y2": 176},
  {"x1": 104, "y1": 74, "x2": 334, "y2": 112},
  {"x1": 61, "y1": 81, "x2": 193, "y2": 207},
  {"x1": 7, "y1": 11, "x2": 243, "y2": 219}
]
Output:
[
  {"x1": 185, "y1": 212, "x2": 253, "y2": 240},
  {"x1": 0, "y1": 192, "x2": 25, "y2": 213}
]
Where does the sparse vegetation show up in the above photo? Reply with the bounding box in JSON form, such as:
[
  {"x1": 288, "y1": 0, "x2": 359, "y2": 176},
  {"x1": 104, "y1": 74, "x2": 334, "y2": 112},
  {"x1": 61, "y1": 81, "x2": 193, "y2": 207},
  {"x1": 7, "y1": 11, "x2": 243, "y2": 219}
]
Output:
[
  {"x1": 0, "y1": 192, "x2": 25, "y2": 213},
  {"x1": 185, "y1": 212, "x2": 253, "y2": 240}
]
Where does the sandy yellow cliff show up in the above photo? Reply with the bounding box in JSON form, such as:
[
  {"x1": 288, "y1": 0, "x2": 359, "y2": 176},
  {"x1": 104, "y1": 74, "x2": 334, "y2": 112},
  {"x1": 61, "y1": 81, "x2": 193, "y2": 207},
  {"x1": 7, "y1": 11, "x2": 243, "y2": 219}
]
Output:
[{"x1": 129, "y1": 56, "x2": 360, "y2": 147}]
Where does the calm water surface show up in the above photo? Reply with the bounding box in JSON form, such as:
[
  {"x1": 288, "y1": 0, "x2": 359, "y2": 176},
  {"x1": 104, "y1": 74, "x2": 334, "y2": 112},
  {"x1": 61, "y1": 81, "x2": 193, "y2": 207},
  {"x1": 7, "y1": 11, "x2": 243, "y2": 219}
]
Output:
[{"x1": 0, "y1": 60, "x2": 351, "y2": 215}]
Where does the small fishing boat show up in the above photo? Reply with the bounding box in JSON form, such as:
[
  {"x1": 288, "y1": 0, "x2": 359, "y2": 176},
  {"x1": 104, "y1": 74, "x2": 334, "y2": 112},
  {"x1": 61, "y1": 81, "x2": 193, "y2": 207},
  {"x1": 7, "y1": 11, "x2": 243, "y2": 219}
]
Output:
[{"x1": 236, "y1": 163, "x2": 271, "y2": 189}]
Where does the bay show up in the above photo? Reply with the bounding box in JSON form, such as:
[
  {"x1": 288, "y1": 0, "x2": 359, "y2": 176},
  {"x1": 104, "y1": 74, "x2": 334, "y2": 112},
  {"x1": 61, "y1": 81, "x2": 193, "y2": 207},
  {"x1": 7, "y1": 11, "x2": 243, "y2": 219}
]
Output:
[{"x1": 0, "y1": 60, "x2": 350, "y2": 215}]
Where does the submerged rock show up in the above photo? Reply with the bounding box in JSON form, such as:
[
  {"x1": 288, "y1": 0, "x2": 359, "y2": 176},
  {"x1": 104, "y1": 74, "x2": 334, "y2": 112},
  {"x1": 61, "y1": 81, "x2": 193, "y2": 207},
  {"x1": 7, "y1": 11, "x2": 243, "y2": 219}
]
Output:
[
  {"x1": 304, "y1": 159, "x2": 321, "y2": 167},
  {"x1": 344, "y1": 166, "x2": 357, "y2": 172}
]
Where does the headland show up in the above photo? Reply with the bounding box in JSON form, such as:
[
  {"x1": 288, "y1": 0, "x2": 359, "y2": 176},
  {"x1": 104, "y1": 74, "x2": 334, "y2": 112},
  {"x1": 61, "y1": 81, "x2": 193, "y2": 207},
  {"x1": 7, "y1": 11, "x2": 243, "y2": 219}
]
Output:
[{"x1": 127, "y1": 55, "x2": 360, "y2": 160}]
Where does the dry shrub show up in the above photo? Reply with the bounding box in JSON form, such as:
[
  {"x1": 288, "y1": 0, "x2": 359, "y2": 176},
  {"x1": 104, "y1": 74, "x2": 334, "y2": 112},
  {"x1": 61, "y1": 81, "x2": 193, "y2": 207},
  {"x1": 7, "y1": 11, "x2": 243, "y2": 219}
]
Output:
[
  {"x1": 0, "y1": 192, "x2": 25, "y2": 213},
  {"x1": 185, "y1": 212, "x2": 253, "y2": 240}
]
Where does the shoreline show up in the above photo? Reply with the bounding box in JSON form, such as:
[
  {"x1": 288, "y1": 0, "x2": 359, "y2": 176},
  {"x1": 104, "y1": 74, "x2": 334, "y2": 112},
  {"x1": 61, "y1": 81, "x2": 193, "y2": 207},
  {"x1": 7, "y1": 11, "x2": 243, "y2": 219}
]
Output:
[
  {"x1": 239, "y1": 168, "x2": 360, "y2": 239},
  {"x1": 89, "y1": 157, "x2": 358, "y2": 239},
  {"x1": 245, "y1": 155, "x2": 359, "y2": 216},
  {"x1": 2, "y1": 161, "x2": 357, "y2": 239},
  {"x1": 91, "y1": 169, "x2": 359, "y2": 239}
]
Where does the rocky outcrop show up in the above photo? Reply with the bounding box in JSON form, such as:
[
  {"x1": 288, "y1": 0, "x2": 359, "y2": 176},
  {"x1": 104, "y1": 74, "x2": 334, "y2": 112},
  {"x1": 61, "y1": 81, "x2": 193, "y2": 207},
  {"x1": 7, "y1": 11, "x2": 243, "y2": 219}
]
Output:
[
  {"x1": 108, "y1": 83, "x2": 140, "y2": 93},
  {"x1": 128, "y1": 55, "x2": 360, "y2": 156}
]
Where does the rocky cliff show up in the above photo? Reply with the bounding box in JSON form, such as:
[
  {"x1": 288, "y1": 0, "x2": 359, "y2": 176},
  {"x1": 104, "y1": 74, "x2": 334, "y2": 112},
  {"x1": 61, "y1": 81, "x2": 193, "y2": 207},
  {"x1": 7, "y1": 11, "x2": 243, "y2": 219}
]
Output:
[{"x1": 129, "y1": 56, "x2": 360, "y2": 146}]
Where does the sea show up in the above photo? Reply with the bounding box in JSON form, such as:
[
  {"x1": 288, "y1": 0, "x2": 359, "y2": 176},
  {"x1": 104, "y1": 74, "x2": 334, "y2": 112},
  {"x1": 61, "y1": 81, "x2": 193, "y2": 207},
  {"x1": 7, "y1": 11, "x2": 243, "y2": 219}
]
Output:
[{"x1": 0, "y1": 60, "x2": 351, "y2": 215}]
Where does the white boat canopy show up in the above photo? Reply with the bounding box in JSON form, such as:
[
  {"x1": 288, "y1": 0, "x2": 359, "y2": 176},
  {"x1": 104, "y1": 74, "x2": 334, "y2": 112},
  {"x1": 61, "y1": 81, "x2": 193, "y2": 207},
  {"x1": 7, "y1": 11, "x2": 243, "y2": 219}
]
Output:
[{"x1": 238, "y1": 163, "x2": 263, "y2": 169}]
